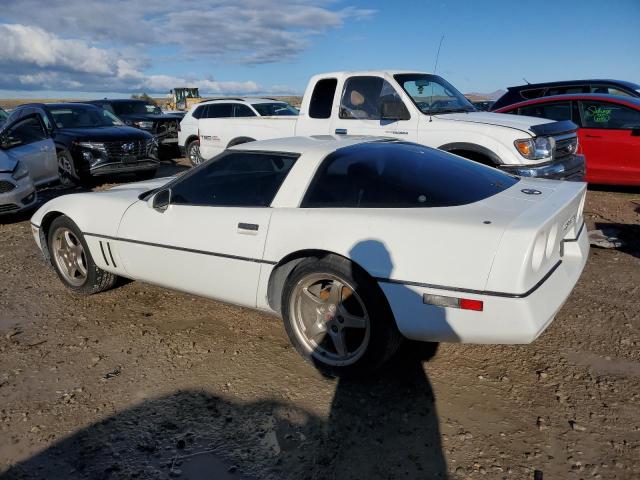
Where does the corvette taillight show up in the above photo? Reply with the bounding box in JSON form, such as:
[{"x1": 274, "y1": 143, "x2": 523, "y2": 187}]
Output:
[{"x1": 423, "y1": 294, "x2": 484, "y2": 312}]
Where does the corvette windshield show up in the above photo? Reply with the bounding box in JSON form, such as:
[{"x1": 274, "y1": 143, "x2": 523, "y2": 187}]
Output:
[
  {"x1": 394, "y1": 74, "x2": 476, "y2": 115},
  {"x1": 50, "y1": 106, "x2": 124, "y2": 128}
]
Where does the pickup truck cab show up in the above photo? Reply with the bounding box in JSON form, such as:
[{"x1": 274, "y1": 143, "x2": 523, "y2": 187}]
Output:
[{"x1": 199, "y1": 71, "x2": 584, "y2": 180}]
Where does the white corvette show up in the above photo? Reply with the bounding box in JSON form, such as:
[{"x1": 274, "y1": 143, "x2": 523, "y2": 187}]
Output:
[{"x1": 30, "y1": 136, "x2": 589, "y2": 374}]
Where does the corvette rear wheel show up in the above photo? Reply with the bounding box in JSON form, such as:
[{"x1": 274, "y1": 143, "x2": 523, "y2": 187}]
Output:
[
  {"x1": 282, "y1": 255, "x2": 402, "y2": 376},
  {"x1": 48, "y1": 216, "x2": 117, "y2": 294}
]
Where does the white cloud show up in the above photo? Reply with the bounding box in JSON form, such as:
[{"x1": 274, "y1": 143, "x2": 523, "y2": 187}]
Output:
[
  {"x1": 0, "y1": 23, "x2": 290, "y2": 94},
  {"x1": 1, "y1": 0, "x2": 374, "y2": 63},
  {"x1": 0, "y1": 1, "x2": 374, "y2": 93}
]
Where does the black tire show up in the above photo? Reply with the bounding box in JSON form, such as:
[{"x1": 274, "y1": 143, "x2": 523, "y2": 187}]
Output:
[
  {"x1": 186, "y1": 139, "x2": 203, "y2": 167},
  {"x1": 57, "y1": 150, "x2": 78, "y2": 186},
  {"x1": 48, "y1": 216, "x2": 118, "y2": 295},
  {"x1": 134, "y1": 169, "x2": 158, "y2": 181},
  {"x1": 281, "y1": 254, "x2": 402, "y2": 376}
]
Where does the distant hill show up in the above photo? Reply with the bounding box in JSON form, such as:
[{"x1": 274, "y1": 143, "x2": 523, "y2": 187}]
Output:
[{"x1": 464, "y1": 89, "x2": 506, "y2": 102}]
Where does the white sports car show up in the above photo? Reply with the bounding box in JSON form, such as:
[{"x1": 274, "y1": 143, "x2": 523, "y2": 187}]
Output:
[{"x1": 30, "y1": 136, "x2": 589, "y2": 374}]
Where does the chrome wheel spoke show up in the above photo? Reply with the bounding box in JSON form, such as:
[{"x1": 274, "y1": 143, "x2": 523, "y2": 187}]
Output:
[
  {"x1": 327, "y1": 281, "x2": 344, "y2": 305},
  {"x1": 76, "y1": 254, "x2": 88, "y2": 276},
  {"x1": 301, "y1": 287, "x2": 324, "y2": 308},
  {"x1": 306, "y1": 320, "x2": 327, "y2": 340},
  {"x1": 329, "y1": 328, "x2": 348, "y2": 357},
  {"x1": 337, "y1": 310, "x2": 367, "y2": 329},
  {"x1": 63, "y1": 230, "x2": 75, "y2": 249}
]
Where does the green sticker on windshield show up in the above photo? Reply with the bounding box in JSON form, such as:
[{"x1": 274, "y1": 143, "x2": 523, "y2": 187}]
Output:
[{"x1": 587, "y1": 106, "x2": 612, "y2": 123}]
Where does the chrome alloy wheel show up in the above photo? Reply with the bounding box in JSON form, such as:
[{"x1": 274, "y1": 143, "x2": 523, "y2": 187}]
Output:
[
  {"x1": 290, "y1": 273, "x2": 370, "y2": 366},
  {"x1": 188, "y1": 142, "x2": 203, "y2": 165},
  {"x1": 52, "y1": 227, "x2": 88, "y2": 286},
  {"x1": 57, "y1": 152, "x2": 75, "y2": 185}
]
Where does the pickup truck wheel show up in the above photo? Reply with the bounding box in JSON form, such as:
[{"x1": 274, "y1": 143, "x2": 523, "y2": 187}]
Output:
[
  {"x1": 282, "y1": 255, "x2": 402, "y2": 376},
  {"x1": 48, "y1": 216, "x2": 117, "y2": 295},
  {"x1": 57, "y1": 150, "x2": 77, "y2": 186},
  {"x1": 186, "y1": 140, "x2": 203, "y2": 166}
]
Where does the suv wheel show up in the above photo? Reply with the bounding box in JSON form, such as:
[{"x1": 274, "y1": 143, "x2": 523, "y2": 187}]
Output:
[
  {"x1": 186, "y1": 140, "x2": 203, "y2": 166},
  {"x1": 57, "y1": 150, "x2": 77, "y2": 186}
]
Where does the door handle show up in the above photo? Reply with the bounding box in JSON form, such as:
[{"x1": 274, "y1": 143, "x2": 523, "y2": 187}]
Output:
[
  {"x1": 584, "y1": 134, "x2": 602, "y2": 138},
  {"x1": 238, "y1": 222, "x2": 259, "y2": 232},
  {"x1": 335, "y1": 128, "x2": 347, "y2": 135}
]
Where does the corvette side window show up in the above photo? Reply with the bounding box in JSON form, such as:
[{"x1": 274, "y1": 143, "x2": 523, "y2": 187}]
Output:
[
  {"x1": 171, "y1": 151, "x2": 298, "y2": 207},
  {"x1": 302, "y1": 142, "x2": 518, "y2": 208}
]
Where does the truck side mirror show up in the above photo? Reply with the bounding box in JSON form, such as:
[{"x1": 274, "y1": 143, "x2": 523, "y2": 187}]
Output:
[{"x1": 381, "y1": 100, "x2": 410, "y2": 121}]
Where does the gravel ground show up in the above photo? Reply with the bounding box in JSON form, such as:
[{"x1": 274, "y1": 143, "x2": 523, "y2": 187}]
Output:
[{"x1": 0, "y1": 164, "x2": 638, "y2": 480}]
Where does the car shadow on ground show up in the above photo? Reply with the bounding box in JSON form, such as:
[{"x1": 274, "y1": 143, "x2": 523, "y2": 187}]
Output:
[
  {"x1": 1, "y1": 239, "x2": 452, "y2": 479},
  {"x1": 0, "y1": 343, "x2": 448, "y2": 480}
]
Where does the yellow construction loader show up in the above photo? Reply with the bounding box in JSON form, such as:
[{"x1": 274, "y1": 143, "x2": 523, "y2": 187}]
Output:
[{"x1": 166, "y1": 88, "x2": 202, "y2": 111}]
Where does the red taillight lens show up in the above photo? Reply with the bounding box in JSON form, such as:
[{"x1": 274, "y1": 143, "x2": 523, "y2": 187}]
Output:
[
  {"x1": 423, "y1": 294, "x2": 484, "y2": 312},
  {"x1": 459, "y1": 299, "x2": 484, "y2": 311}
]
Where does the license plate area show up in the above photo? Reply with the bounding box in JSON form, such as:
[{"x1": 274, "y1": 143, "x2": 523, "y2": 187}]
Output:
[{"x1": 122, "y1": 155, "x2": 137, "y2": 164}]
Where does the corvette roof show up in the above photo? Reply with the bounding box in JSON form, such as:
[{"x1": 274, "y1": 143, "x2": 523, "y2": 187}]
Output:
[{"x1": 229, "y1": 135, "x2": 392, "y2": 155}]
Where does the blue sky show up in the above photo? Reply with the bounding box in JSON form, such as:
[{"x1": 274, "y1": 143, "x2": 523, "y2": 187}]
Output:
[{"x1": 0, "y1": 0, "x2": 638, "y2": 98}]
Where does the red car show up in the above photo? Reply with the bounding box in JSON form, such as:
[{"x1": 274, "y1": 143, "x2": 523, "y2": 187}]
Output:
[{"x1": 495, "y1": 94, "x2": 640, "y2": 186}]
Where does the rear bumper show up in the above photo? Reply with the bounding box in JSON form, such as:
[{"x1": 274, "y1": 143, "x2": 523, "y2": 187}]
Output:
[
  {"x1": 0, "y1": 176, "x2": 37, "y2": 215},
  {"x1": 379, "y1": 222, "x2": 589, "y2": 344},
  {"x1": 502, "y1": 154, "x2": 585, "y2": 181}
]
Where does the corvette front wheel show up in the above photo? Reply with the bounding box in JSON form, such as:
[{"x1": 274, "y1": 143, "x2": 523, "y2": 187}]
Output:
[
  {"x1": 281, "y1": 255, "x2": 402, "y2": 376},
  {"x1": 48, "y1": 216, "x2": 117, "y2": 295}
]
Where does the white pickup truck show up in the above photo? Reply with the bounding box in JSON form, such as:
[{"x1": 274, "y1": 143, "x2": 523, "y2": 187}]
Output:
[{"x1": 199, "y1": 70, "x2": 585, "y2": 179}]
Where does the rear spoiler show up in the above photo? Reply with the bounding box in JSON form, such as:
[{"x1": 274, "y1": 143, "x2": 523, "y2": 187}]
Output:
[{"x1": 530, "y1": 120, "x2": 577, "y2": 137}]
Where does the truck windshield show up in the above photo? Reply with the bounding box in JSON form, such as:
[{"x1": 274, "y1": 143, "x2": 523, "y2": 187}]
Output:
[
  {"x1": 251, "y1": 103, "x2": 299, "y2": 116},
  {"x1": 394, "y1": 74, "x2": 476, "y2": 115}
]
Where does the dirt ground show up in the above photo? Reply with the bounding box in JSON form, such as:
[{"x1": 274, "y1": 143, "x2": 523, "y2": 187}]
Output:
[{"x1": 0, "y1": 163, "x2": 638, "y2": 480}]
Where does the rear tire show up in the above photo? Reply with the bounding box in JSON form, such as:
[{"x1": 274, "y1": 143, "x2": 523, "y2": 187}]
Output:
[
  {"x1": 186, "y1": 139, "x2": 203, "y2": 166},
  {"x1": 281, "y1": 255, "x2": 402, "y2": 376},
  {"x1": 48, "y1": 216, "x2": 117, "y2": 295}
]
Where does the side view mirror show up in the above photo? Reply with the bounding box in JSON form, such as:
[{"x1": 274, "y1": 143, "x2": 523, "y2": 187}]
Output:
[
  {"x1": 0, "y1": 133, "x2": 21, "y2": 150},
  {"x1": 381, "y1": 100, "x2": 410, "y2": 121},
  {"x1": 149, "y1": 188, "x2": 171, "y2": 212},
  {"x1": 631, "y1": 128, "x2": 640, "y2": 137}
]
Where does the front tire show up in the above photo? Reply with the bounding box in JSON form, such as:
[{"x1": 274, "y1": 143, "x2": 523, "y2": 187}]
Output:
[
  {"x1": 57, "y1": 150, "x2": 78, "y2": 186},
  {"x1": 48, "y1": 216, "x2": 117, "y2": 295},
  {"x1": 281, "y1": 255, "x2": 402, "y2": 376},
  {"x1": 186, "y1": 139, "x2": 203, "y2": 167}
]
